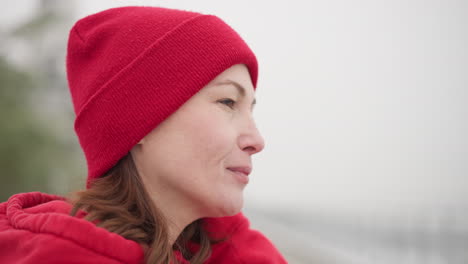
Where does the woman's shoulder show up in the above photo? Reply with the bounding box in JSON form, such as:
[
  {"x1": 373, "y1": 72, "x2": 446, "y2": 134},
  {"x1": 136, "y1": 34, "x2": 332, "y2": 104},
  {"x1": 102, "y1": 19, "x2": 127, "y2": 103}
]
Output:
[
  {"x1": 0, "y1": 191, "x2": 70, "y2": 216},
  {"x1": 0, "y1": 192, "x2": 144, "y2": 264}
]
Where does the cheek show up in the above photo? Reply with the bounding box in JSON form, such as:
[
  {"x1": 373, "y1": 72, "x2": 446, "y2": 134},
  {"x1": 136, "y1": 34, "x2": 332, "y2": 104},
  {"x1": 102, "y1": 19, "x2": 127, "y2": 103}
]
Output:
[
  {"x1": 138, "y1": 108, "x2": 243, "y2": 216},
  {"x1": 186, "y1": 112, "x2": 235, "y2": 162},
  {"x1": 148, "y1": 110, "x2": 235, "y2": 182}
]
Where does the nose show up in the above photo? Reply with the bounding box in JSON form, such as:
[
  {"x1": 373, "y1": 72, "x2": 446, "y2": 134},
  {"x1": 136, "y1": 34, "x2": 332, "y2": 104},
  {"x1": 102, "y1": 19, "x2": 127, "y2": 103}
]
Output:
[{"x1": 238, "y1": 115, "x2": 265, "y2": 155}]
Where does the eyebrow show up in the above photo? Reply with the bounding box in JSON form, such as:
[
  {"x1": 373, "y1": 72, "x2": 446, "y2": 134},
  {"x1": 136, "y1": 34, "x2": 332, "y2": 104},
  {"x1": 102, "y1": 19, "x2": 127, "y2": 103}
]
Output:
[{"x1": 213, "y1": 79, "x2": 257, "y2": 107}]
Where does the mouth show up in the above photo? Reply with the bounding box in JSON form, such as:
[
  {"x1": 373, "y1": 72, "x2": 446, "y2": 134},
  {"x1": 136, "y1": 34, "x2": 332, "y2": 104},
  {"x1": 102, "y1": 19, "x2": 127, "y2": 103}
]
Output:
[
  {"x1": 226, "y1": 166, "x2": 252, "y2": 176},
  {"x1": 227, "y1": 167, "x2": 251, "y2": 184}
]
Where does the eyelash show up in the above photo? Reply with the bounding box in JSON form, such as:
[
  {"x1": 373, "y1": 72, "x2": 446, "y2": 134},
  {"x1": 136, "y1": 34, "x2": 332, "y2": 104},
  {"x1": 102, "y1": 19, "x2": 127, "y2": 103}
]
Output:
[{"x1": 219, "y1": 98, "x2": 236, "y2": 109}]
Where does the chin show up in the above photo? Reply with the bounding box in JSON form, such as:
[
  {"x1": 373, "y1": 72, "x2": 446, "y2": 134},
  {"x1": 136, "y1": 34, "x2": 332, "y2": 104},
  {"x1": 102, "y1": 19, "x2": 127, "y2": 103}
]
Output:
[
  {"x1": 219, "y1": 197, "x2": 244, "y2": 216},
  {"x1": 206, "y1": 196, "x2": 244, "y2": 217},
  {"x1": 221, "y1": 206, "x2": 242, "y2": 217}
]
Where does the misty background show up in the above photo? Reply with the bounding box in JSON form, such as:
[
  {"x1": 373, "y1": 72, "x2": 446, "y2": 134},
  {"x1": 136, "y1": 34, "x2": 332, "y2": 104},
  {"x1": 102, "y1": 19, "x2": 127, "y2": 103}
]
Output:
[{"x1": 1, "y1": 0, "x2": 467, "y2": 263}]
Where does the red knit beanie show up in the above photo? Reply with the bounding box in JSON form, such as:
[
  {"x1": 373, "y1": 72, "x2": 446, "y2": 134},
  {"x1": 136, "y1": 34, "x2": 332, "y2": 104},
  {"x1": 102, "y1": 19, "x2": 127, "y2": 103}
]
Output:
[{"x1": 66, "y1": 6, "x2": 258, "y2": 187}]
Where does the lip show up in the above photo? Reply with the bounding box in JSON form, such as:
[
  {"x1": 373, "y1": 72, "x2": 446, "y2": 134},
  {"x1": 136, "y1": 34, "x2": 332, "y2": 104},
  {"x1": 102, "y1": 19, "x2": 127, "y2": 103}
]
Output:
[
  {"x1": 227, "y1": 166, "x2": 252, "y2": 176},
  {"x1": 227, "y1": 167, "x2": 251, "y2": 184}
]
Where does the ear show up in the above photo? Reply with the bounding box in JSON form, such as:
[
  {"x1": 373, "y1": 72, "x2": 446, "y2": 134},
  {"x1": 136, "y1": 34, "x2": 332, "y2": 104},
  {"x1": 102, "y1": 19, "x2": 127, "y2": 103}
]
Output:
[
  {"x1": 137, "y1": 137, "x2": 146, "y2": 145},
  {"x1": 130, "y1": 137, "x2": 145, "y2": 155}
]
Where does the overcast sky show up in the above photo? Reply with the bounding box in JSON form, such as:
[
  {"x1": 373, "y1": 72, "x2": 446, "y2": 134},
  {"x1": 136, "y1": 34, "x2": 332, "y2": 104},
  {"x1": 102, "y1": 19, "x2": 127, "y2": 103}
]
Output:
[{"x1": 3, "y1": 0, "x2": 467, "y2": 215}]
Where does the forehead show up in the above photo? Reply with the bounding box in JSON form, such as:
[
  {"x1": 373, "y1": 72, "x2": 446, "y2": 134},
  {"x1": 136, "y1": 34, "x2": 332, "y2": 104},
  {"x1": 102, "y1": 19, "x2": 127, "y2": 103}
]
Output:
[
  {"x1": 207, "y1": 64, "x2": 254, "y2": 90},
  {"x1": 212, "y1": 79, "x2": 249, "y2": 95}
]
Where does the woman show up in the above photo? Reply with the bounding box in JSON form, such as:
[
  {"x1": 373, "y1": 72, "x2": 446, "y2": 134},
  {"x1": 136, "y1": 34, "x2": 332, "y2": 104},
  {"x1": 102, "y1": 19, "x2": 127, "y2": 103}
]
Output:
[{"x1": 0, "y1": 6, "x2": 287, "y2": 264}]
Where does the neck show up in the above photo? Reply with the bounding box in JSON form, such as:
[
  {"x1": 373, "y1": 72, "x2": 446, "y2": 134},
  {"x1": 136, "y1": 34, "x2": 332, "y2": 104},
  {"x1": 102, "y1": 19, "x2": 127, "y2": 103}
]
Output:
[{"x1": 147, "y1": 189, "x2": 202, "y2": 245}]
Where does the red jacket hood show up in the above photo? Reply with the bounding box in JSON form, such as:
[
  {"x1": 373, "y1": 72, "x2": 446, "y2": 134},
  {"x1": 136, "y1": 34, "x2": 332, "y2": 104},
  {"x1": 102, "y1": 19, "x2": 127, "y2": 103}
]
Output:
[{"x1": 0, "y1": 192, "x2": 287, "y2": 264}]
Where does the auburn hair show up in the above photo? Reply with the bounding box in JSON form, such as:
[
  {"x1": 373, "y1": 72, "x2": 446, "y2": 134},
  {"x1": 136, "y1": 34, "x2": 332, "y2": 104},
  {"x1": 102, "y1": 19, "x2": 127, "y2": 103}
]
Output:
[{"x1": 69, "y1": 152, "x2": 219, "y2": 264}]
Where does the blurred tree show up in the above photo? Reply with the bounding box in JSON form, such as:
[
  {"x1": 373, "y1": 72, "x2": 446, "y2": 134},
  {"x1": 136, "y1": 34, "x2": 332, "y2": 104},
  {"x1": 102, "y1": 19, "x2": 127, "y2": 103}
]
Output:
[
  {"x1": 0, "y1": 56, "x2": 54, "y2": 200},
  {"x1": 0, "y1": 0, "x2": 84, "y2": 201}
]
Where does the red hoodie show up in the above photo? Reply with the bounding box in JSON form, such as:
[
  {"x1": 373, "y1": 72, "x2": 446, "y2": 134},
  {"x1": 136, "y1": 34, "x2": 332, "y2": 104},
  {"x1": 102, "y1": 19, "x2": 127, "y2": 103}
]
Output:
[{"x1": 0, "y1": 192, "x2": 287, "y2": 264}]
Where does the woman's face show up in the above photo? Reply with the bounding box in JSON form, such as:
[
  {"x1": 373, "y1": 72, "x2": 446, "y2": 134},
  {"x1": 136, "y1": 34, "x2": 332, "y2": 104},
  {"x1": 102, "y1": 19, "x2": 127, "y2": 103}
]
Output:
[{"x1": 131, "y1": 64, "x2": 265, "y2": 218}]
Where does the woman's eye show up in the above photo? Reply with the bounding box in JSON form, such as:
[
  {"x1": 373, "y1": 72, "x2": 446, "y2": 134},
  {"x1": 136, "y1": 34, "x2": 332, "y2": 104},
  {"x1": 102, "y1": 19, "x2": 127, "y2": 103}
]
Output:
[{"x1": 219, "y1": 98, "x2": 236, "y2": 109}]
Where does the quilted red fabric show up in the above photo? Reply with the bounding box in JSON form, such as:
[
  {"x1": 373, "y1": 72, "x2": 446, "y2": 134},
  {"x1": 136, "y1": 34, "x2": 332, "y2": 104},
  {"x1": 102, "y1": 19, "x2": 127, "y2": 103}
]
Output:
[{"x1": 0, "y1": 192, "x2": 287, "y2": 263}]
